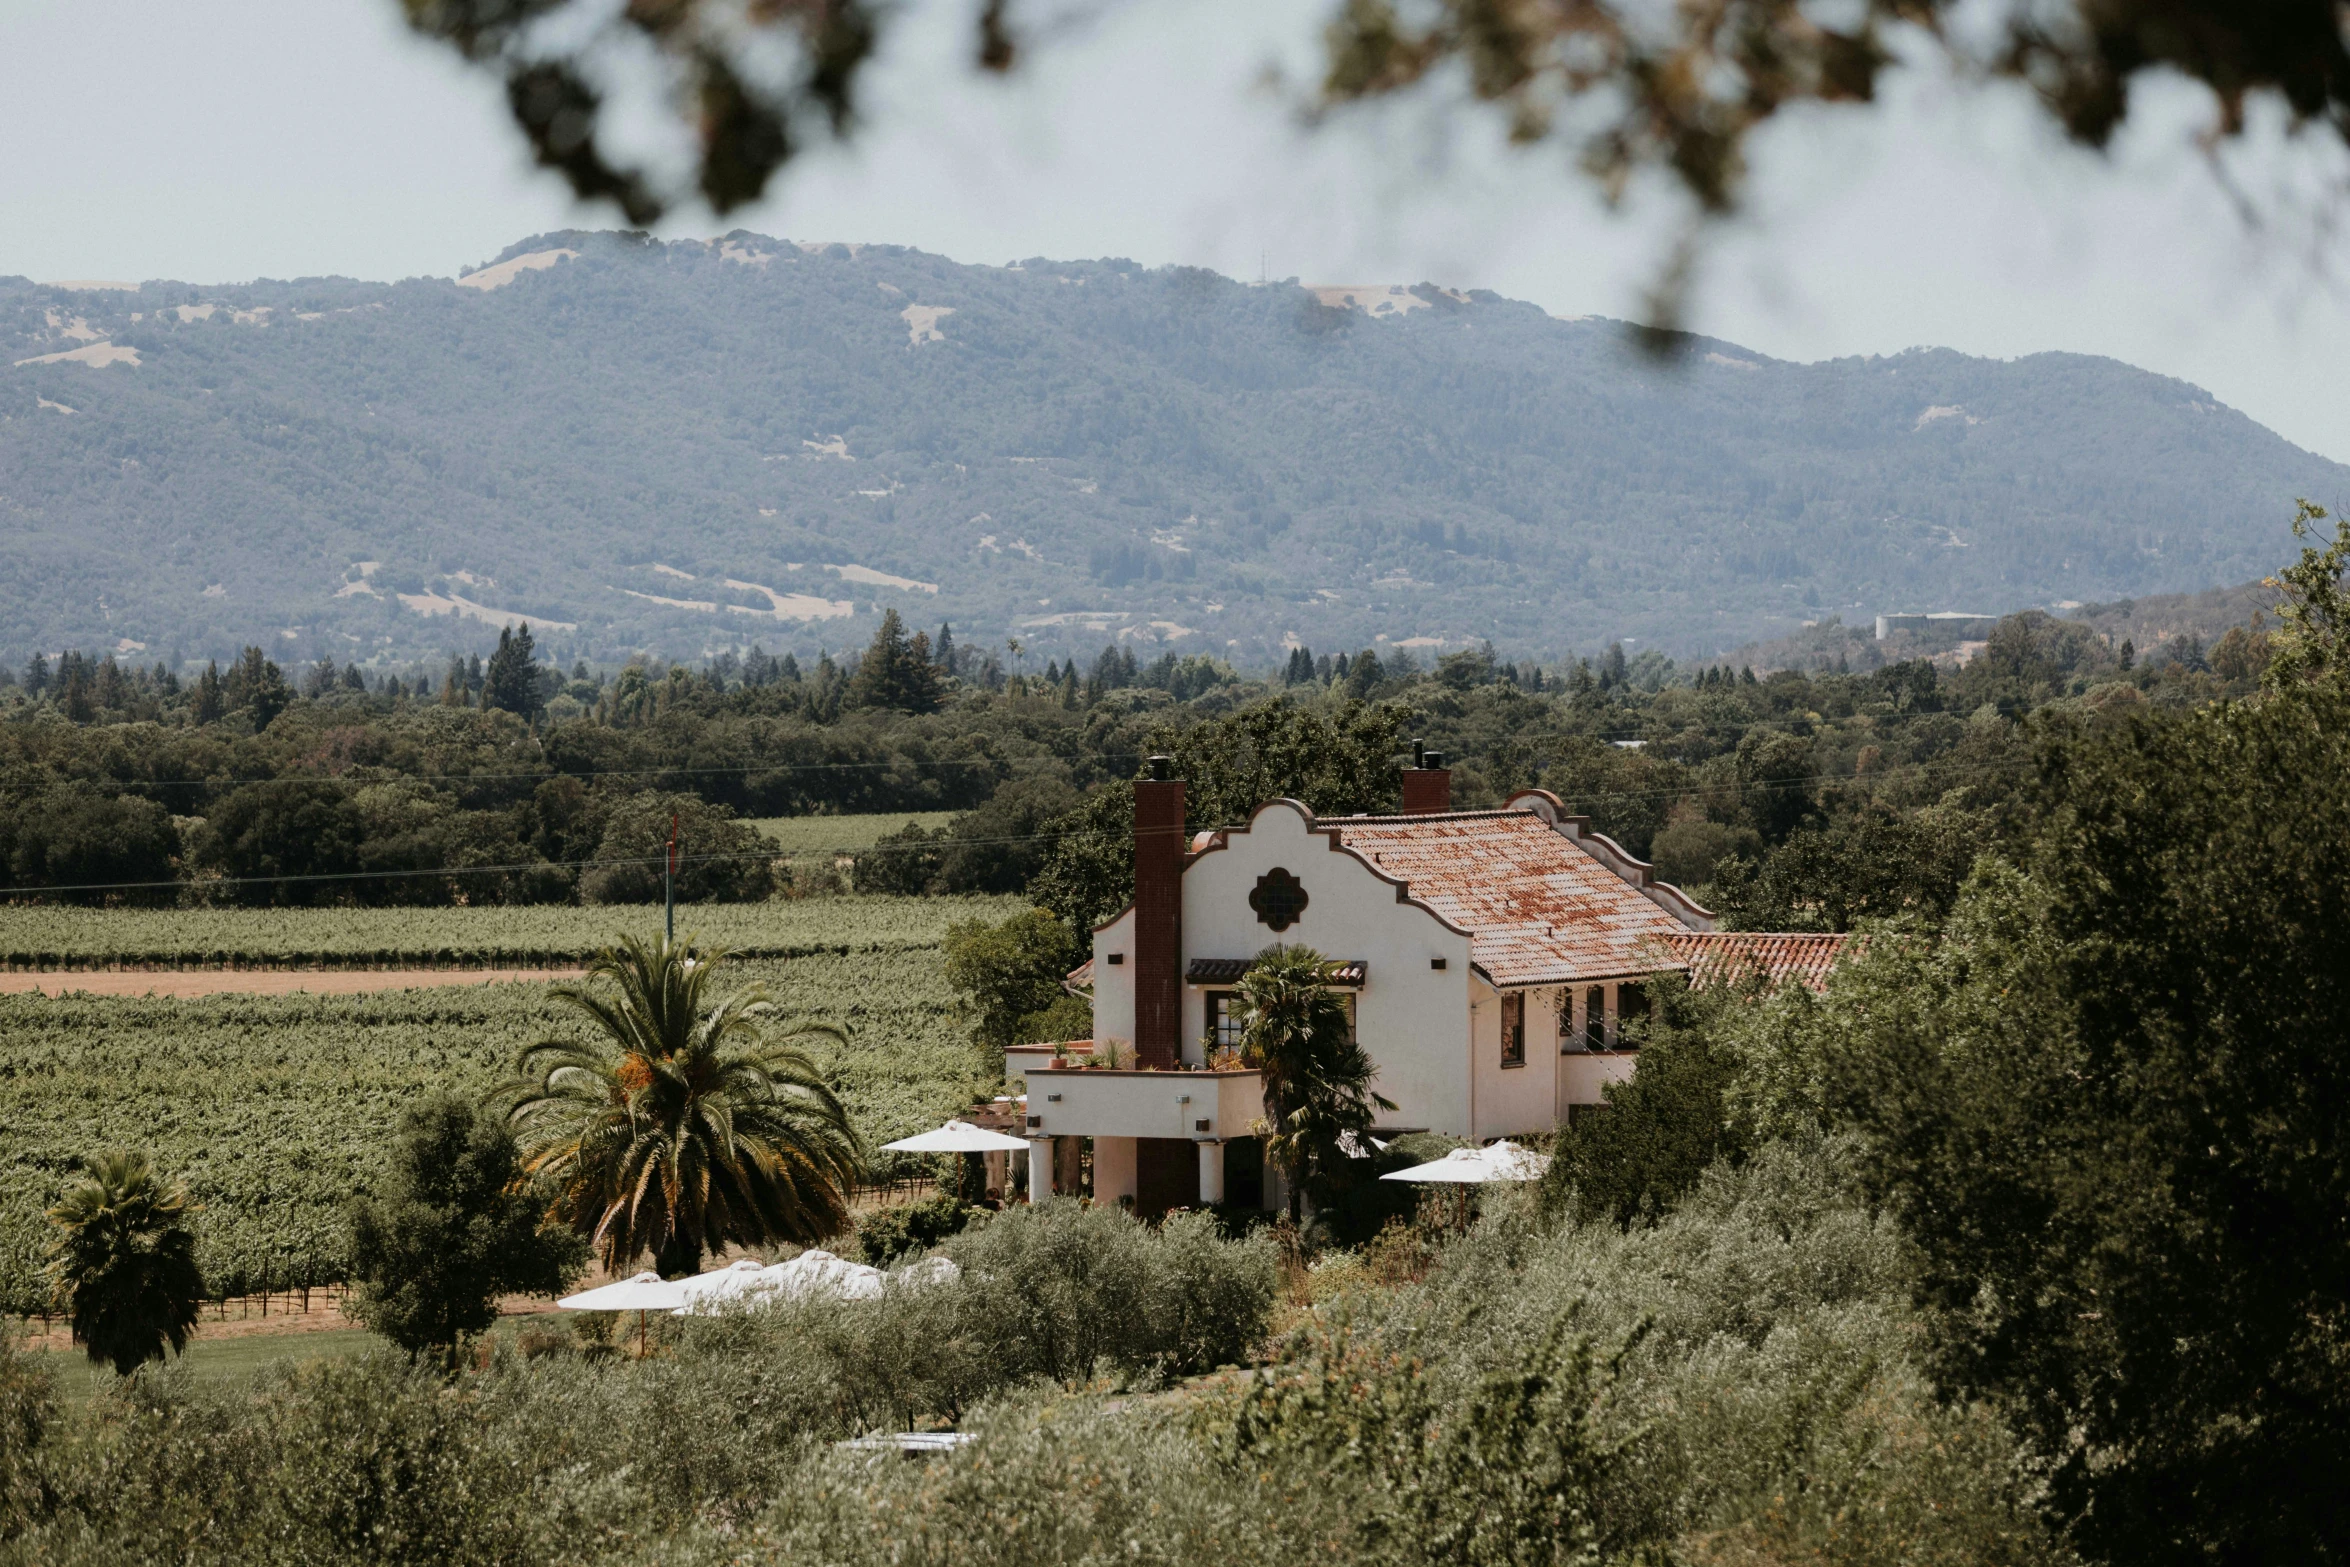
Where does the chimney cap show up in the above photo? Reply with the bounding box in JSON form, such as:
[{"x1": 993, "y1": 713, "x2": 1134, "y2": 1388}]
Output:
[
  {"x1": 1412, "y1": 738, "x2": 1426, "y2": 767},
  {"x1": 1424, "y1": 750, "x2": 1446, "y2": 770},
  {"x1": 1147, "y1": 754, "x2": 1174, "y2": 782}
]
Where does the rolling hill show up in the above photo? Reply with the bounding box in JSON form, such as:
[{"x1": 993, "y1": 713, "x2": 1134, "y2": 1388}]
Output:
[{"x1": 3, "y1": 229, "x2": 2341, "y2": 670}]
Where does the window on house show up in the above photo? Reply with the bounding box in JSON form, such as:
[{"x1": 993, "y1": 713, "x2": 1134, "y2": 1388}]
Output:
[
  {"x1": 1570, "y1": 986, "x2": 1599, "y2": 1051},
  {"x1": 1204, "y1": 992, "x2": 1245, "y2": 1054},
  {"x1": 1501, "y1": 991, "x2": 1526, "y2": 1066},
  {"x1": 1616, "y1": 981, "x2": 1649, "y2": 1048}
]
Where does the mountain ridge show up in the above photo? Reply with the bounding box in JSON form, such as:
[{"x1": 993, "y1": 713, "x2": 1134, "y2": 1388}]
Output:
[{"x1": 4, "y1": 228, "x2": 2339, "y2": 669}]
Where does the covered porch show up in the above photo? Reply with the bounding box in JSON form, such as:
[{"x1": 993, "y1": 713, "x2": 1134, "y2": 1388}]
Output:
[{"x1": 1022, "y1": 1062, "x2": 1271, "y2": 1213}]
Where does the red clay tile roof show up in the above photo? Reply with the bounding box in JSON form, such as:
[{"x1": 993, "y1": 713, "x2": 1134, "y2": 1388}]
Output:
[
  {"x1": 1658, "y1": 931, "x2": 1853, "y2": 991},
  {"x1": 1330, "y1": 810, "x2": 1693, "y2": 986}
]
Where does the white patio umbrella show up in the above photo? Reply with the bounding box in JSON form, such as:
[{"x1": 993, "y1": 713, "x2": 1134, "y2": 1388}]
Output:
[
  {"x1": 880, "y1": 1119, "x2": 1033, "y2": 1153},
  {"x1": 1380, "y1": 1141, "x2": 1552, "y2": 1184},
  {"x1": 559, "y1": 1270, "x2": 691, "y2": 1354},
  {"x1": 885, "y1": 1119, "x2": 1037, "y2": 1204}
]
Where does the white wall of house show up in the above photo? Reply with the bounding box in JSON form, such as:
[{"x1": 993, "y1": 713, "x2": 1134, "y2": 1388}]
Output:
[
  {"x1": 1090, "y1": 906, "x2": 1136, "y2": 1053},
  {"x1": 1468, "y1": 980, "x2": 1569, "y2": 1141},
  {"x1": 1110, "y1": 800, "x2": 1479, "y2": 1136}
]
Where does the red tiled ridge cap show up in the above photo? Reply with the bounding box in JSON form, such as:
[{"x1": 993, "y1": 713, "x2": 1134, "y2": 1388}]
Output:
[{"x1": 1658, "y1": 930, "x2": 1854, "y2": 992}]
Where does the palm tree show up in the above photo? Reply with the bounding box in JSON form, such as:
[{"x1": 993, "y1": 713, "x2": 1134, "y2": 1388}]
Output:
[
  {"x1": 1236, "y1": 944, "x2": 1397, "y2": 1223},
  {"x1": 45, "y1": 1151, "x2": 206, "y2": 1375},
  {"x1": 503, "y1": 934, "x2": 864, "y2": 1277}
]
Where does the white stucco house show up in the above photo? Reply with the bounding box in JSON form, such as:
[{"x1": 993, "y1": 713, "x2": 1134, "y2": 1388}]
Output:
[{"x1": 1005, "y1": 754, "x2": 1846, "y2": 1214}]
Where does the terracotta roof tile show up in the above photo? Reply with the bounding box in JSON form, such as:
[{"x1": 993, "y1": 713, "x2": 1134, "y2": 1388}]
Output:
[
  {"x1": 1330, "y1": 810, "x2": 1692, "y2": 986},
  {"x1": 1659, "y1": 930, "x2": 1853, "y2": 991}
]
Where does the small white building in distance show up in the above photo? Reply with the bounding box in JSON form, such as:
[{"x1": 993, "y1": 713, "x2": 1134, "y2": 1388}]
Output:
[{"x1": 1006, "y1": 753, "x2": 1846, "y2": 1214}]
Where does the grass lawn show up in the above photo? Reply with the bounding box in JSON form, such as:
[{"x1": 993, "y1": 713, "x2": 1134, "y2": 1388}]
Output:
[{"x1": 26, "y1": 1329, "x2": 379, "y2": 1406}]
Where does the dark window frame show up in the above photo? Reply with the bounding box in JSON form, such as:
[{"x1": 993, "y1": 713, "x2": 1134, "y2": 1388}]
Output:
[
  {"x1": 1204, "y1": 990, "x2": 1245, "y2": 1054},
  {"x1": 1501, "y1": 990, "x2": 1526, "y2": 1067}
]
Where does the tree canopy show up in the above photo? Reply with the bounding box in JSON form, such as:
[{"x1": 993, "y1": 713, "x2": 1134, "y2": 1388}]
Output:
[
  {"x1": 346, "y1": 1095, "x2": 584, "y2": 1360},
  {"x1": 1723, "y1": 671, "x2": 2350, "y2": 1563}
]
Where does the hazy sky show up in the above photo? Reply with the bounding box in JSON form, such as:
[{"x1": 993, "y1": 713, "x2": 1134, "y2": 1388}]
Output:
[{"x1": 6, "y1": 0, "x2": 2349, "y2": 465}]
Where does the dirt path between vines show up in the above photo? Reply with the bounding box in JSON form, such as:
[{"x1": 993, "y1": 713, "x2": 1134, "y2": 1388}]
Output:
[{"x1": 0, "y1": 968, "x2": 585, "y2": 999}]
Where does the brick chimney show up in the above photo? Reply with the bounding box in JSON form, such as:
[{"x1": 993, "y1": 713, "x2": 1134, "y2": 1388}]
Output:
[
  {"x1": 1401, "y1": 739, "x2": 1452, "y2": 814},
  {"x1": 1133, "y1": 755, "x2": 1185, "y2": 1069}
]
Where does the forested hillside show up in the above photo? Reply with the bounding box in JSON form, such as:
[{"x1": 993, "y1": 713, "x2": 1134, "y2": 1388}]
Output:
[{"x1": 4, "y1": 229, "x2": 2340, "y2": 667}]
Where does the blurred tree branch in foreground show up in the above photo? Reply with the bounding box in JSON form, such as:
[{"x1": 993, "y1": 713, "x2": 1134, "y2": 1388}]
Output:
[{"x1": 400, "y1": 0, "x2": 2350, "y2": 326}]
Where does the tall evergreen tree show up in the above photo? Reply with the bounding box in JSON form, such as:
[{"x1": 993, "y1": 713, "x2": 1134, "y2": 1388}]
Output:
[
  {"x1": 483, "y1": 623, "x2": 542, "y2": 715},
  {"x1": 21, "y1": 652, "x2": 47, "y2": 697},
  {"x1": 193, "y1": 661, "x2": 225, "y2": 724},
  {"x1": 1600, "y1": 642, "x2": 1629, "y2": 689},
  {"x1": 60, "y1": 656, "x2": 93, "y2": 723},
  {"x1": 847, "y1": 609, "x2": 942, "y2": 713}
]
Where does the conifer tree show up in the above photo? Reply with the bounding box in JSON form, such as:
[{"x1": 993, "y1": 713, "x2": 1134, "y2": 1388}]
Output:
[
  {"x1": 847, "y1": 609, "x2": 942, "y2": 713},
  {"x1": 483, "y1": 623, "x2": 542, "y2": 715},
  {"x1": 60, "y1": 656, "x2": 94, "y2": 723},
  {"x1": 22, "y1": 652, "x2": 47, "y2": 697},
  {"x1": 224, "y1": 647, "x2": 293, "y2": 728},
  {"x1": 193, "y1": 661, "x2": 225, "y2": 724}
]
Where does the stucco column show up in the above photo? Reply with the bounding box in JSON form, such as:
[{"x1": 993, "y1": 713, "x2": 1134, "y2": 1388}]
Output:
[
  {"x1": 1027, "y1": 1137, "x2": 1054, "y2": 1201},
  {"x1": 1197, "y1": 1141, "x2": 1226, "y2": 1205},
  {"x1": 1093, "y1": 1136, "x2": 1139, "y2": 1208}
]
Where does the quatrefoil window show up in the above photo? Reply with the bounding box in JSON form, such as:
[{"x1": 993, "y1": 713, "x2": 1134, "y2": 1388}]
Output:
[{"x1": 1250, "y1": 868, "x2": 1309, "y2": 932}]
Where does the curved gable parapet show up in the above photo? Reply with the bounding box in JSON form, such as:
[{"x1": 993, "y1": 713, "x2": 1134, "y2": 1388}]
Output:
[
  {"x1": 1508, "y1": 788, "x2": 1715, "y2": 932},
  {"x1": 1504, "y1": 787, "x2": 1570, "y2": 819},
  {"x1": 1642, "y1": 879, "x2": 1716, "y2": 930},
  {"x1": 1212, "y1": 797, "x2": 1478, "y2": 941}
]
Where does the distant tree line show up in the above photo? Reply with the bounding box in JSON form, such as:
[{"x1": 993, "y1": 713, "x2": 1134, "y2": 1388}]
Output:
[{"x1": 0, "y1": 586, "x2": 2271, "y2": 911}]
